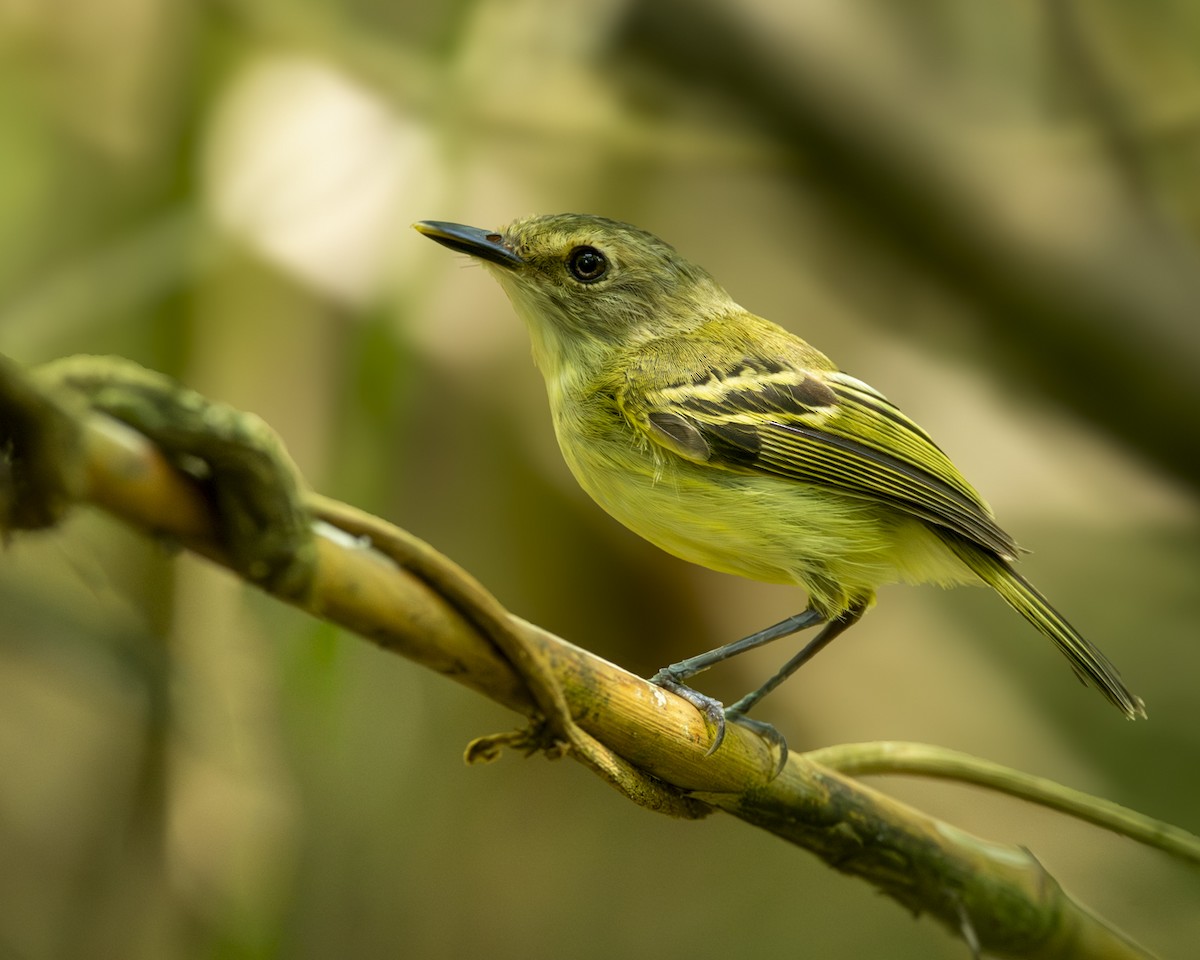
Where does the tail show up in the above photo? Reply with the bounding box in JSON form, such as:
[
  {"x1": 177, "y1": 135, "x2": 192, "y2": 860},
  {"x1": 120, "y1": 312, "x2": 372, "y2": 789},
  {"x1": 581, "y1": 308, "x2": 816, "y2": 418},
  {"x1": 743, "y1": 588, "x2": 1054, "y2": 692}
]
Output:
[{"x1": 948, "y1": 541, "x2": 1146, "y2": 719}]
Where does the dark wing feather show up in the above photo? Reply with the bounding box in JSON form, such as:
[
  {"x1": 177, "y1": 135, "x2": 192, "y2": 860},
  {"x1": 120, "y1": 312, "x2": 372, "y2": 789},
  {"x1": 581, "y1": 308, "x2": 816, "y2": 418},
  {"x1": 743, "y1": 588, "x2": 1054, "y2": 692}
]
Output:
[{"x1": 627, "y1": 359, "x2": 1019, "y2": 560}]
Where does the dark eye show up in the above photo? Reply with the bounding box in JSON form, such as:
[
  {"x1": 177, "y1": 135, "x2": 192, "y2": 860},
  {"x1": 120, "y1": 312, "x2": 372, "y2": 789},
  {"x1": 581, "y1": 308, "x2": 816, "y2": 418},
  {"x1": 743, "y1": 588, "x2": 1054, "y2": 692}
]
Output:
[{"x1": 567, "y1": 246, "x2": 608, "y2": 283}]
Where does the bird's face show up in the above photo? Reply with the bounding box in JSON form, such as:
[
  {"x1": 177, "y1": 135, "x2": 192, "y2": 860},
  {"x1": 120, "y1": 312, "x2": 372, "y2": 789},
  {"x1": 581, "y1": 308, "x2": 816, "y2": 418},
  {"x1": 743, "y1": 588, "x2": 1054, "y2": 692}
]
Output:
[{"x1": 415, "y1": 214, "x2": 731, "y2": 372}]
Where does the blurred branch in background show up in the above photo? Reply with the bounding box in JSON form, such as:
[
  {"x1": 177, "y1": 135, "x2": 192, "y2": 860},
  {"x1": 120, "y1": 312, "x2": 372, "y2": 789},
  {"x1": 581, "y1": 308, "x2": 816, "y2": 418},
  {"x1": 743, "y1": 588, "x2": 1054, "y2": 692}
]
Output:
[
  {"x1": 4, "y1": 355, "x2": 1196, "y2": 959},
  {"x1": 611, "y1": 0, "x2": 1200, "y2": 489}
]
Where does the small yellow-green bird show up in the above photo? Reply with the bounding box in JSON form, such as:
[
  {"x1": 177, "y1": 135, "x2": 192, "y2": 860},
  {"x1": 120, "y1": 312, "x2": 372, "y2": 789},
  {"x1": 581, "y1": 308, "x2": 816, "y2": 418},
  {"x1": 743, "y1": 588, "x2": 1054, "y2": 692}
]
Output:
[{"x1": 415, "y1": 214, "x2": 1145, "y2": 749}]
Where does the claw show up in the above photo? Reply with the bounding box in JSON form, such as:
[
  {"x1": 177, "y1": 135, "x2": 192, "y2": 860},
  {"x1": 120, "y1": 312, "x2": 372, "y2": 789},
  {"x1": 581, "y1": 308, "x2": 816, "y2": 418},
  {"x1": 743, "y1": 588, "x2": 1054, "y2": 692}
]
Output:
[
  {"x1": 650, "y1": 674, "x2": 789, "y2": 775},
  {"x1": 651, "y1": 672, "x2": 728, "y2": 754},
  {"x1": 725, "y1": 711, "x2": 789, "y2": 777}
]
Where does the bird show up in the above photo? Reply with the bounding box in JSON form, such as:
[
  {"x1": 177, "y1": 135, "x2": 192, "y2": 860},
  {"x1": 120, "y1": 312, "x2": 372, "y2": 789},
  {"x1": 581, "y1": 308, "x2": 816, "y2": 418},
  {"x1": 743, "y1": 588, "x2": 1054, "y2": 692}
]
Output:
[{"x1": 414, "y1": 213, "x2": 1146, "y2": 752}]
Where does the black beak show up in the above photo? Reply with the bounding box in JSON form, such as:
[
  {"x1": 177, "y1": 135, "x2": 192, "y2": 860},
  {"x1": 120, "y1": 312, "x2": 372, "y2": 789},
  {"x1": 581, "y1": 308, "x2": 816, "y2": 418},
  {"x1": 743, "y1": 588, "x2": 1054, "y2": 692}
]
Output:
[{"x1": 413, "y1": 220, "x2": 523, "y2": 268}]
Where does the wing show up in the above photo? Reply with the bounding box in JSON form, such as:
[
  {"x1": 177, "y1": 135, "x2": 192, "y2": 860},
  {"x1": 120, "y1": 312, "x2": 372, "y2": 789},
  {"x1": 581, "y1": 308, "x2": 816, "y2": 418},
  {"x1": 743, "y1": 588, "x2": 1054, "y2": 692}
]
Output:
[{"x1": 621, "y1": 349, "x2": 1019, "y2": 561}]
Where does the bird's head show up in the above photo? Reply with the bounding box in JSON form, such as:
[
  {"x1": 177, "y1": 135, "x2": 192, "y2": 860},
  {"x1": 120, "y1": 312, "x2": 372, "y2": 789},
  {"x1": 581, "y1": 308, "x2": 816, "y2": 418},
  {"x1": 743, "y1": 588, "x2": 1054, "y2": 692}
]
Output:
[{"x1": 415, "y1": 214, "x2": 732, "y2": 374}]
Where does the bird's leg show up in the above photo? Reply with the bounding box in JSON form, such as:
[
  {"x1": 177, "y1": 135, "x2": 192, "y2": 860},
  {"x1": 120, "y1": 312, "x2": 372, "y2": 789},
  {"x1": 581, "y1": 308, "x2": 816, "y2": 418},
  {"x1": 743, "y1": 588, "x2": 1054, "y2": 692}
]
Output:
[
  {"x1": 726, "y1": 602, "x2": 866, "y2": 718},
  {"x1": 651, "y1": 609, "x2": 825, "y2": 758},
  {"x1": 653, "y1": 609, "x2": 826, "y2": 684}
]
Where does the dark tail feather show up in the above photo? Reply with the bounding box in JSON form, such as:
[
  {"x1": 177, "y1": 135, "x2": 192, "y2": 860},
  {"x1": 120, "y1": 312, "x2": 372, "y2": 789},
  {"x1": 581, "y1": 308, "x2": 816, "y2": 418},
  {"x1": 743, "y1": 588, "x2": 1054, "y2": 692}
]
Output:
[{"x1": 949, "y1": 542, "x2": 1146, "y2": 719}]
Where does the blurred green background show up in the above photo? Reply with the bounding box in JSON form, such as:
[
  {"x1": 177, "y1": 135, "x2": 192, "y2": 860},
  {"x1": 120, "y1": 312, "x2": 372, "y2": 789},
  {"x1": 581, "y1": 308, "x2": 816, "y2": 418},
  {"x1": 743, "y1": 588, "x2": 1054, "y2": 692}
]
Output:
[{"x1": 2, "y1": 1, "x2": 1199, "y2": 957}]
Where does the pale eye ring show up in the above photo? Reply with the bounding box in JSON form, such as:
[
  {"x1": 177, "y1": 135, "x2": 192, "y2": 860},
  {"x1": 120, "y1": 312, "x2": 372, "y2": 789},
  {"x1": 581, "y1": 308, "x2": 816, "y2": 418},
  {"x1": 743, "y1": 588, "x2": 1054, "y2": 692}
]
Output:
[{"x1": 567, "y1": 246, "x2": 608, "y2": 283}]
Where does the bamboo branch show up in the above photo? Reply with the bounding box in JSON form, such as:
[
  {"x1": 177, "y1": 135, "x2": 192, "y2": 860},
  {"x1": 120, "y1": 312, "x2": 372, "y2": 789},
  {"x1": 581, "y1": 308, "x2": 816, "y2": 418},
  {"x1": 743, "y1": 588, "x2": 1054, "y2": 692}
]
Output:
[{"x1": 1, "y1": 354, "x2": 1184, "y2": 959}]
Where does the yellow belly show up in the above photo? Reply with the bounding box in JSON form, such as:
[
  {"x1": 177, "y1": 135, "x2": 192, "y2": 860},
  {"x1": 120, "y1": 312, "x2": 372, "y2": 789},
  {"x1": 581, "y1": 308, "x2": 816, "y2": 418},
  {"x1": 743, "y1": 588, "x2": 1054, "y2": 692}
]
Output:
[{"x1": 556, "y1": 424, "x2": 975, "y2": 618}]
